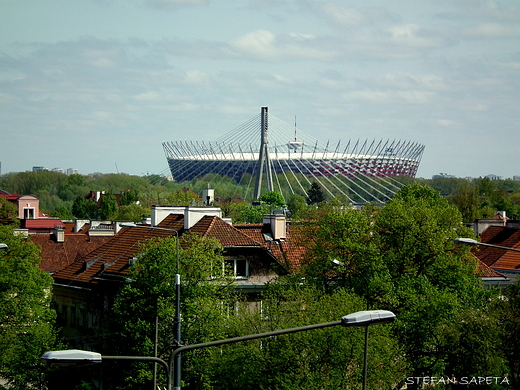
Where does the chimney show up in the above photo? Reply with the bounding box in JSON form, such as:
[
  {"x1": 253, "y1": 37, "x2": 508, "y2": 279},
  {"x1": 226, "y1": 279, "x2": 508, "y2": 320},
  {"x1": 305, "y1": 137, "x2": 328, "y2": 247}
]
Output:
[
  {"x1": 54, "y1": 226, "x2": 65, "y2": 243},
  {"x1": 263, "y1": 213, "x2": 286, "y2": 240}
]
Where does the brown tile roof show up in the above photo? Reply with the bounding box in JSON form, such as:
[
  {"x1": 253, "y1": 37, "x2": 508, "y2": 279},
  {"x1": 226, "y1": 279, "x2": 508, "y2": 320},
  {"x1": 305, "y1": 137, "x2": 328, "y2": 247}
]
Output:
[
  {"x1": 234, "y1": 223, "x2": 308, "y2": 271},
  {"x1": 474, "y1": 226, "x2": 520, "y2": 271},
  {"x1": 52, "y1": 214, "x2": 185, "y2": 287},
  {"x1": 31, "y1": 234, "x2": 113, "y2": 274},
  {"x1": 190, "y1": 216, "x2": 260, "y2": 246},
  {"x1": 473, "y1": 254, "x2": 509, "y2": 278}
]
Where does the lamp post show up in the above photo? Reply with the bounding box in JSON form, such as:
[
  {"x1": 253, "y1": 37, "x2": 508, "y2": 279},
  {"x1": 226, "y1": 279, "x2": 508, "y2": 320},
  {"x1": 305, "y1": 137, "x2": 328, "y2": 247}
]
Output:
[
  {"x1": 454, "y1": 237, "x2": 520, "y2": 253},
  {"x1": 120, "y1": 223, "x2": 182, "y2": 390},
  {"x1": 169, "y1": 310, "x2": 395, "y2": 389},
  {"x1": 41, "y1": 349, "x2": 171, "y2": 390}
]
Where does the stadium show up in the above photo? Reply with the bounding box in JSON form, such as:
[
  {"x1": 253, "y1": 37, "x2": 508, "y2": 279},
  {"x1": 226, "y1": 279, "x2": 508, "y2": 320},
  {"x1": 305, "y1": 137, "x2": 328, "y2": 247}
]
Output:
[{"x1": 163, "y1": 107, "x2": 425, "y2": 204}]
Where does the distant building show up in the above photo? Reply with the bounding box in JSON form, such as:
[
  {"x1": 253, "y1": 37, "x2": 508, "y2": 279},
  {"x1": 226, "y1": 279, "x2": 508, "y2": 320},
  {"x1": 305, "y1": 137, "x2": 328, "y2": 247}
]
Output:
[
  {"x1": 432, "y1": 173, "x2": 455, "y2": 179},
  {"x1": 52, "y1": 168, "x2": 64, "y2": 174},
  {"x1": 32, "y1": 166, "x2": 45, "y2": 172},
  {"x1": 66, "y1": 168, "x2": 79, "y2": 175},
  {"x1": 484, "y1": 174, "x2": 502, "y2": 181},
  {"x1": 513, "y1": 176, "x2": 520, "y2": 182}
]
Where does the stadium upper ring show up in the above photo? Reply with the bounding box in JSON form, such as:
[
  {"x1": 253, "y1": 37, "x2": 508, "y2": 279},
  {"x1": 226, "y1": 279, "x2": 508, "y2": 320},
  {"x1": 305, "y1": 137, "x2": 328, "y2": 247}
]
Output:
[{"x1": 163, "y1": 107, "x2": 425, "y2": 203}]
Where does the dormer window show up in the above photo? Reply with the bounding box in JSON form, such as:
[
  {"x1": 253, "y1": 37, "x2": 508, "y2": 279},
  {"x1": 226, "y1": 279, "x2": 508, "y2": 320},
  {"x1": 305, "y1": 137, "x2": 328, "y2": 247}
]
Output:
[
  {"x1": 23, "y1": 208, "x2": 35, "y2": 219},
  {"x1": 224, "y1": 258, "x2": 249, "y2": 279}
]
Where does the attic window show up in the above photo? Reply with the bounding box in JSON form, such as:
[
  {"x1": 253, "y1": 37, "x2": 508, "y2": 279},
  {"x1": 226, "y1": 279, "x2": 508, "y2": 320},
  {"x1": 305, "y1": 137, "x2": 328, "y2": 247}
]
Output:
[
  {"x1": 262, "y1": 233, "x2": 273, "y2": 242},
  {"x1": 224, "y1": 258, "x2": 249, "y2": 279}
]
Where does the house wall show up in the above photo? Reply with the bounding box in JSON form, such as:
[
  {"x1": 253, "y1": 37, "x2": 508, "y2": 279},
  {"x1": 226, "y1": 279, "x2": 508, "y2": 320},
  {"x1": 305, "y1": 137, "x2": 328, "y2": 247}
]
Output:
[
  {"x1": 17, "y1": 195, "x2": 39, "y2": 219},
  {"x1": 151, "y1": 205, "x2": 222, "y2": 229}
]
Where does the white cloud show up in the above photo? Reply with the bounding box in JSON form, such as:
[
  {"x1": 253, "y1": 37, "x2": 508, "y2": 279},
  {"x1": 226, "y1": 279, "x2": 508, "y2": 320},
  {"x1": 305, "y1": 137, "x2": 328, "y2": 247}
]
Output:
[
  {"x1": 322, "y1": 4, "x2": 366, "y2": 26},
  {"x1": 437, "y1": 119, "x2": 461, "y2": 127},
  {"x1": 182, "y1": 70, "x2": 211, "y2": 85},
  {"x1": 464, "y1": 22, "x2": 520, "y2": 38},
  {"x1": 144, "y1": 0, "x2": 208, "y2": 9},
  {"x1": 230, "y1": 30, "x2": 335, "y2": 61},
  {"x1": 133, "y1": 91, "x2": 163, "y2": 102},
  {"x1": 387, "y1": 24, "x2": 444, "y2": 47},
  {"x1": 342, "y1": 89, "x2": 436, "y2": 104}
]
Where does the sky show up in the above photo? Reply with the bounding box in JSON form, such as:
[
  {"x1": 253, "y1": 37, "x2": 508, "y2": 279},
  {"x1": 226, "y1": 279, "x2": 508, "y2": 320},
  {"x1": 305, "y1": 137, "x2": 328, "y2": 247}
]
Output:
[{"x1": 1, "y1": 0, "x2": 519, "y2": 180}]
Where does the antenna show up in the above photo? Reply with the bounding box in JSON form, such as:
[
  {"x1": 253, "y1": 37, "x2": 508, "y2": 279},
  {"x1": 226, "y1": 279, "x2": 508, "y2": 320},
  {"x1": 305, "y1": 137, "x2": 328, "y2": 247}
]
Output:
[{"x1": 294, "y1": 115, "x2": 297, "y2": 141}]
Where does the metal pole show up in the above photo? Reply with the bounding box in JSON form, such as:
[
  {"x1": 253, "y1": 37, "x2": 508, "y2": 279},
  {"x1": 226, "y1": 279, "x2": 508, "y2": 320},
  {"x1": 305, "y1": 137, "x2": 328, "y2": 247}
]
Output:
[
  {"x1": 173, "y1": 233, "x2": 181, "y2": 390},
  {"x1": 153, "y1": 315, "x2": 158, "y2": 390},
  {"x1": 363, "y1": 326, "x2": 368, "y2": 390}
]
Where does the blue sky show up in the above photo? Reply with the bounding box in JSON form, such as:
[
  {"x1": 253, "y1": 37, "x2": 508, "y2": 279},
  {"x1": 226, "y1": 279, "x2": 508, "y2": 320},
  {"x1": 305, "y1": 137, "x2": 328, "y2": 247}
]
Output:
[{"x1": 1, "y1": 0, "x2": 519, "y2": 179}]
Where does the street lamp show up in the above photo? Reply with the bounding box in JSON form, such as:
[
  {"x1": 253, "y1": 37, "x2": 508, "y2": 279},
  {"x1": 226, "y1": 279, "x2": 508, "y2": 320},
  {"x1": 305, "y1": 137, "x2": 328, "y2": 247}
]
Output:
[
  {"x1": 454, "y1": 237, "x2": 520, "y2": 253},
  {"x1": 41, "y1": 349, "x2": 171, "y2": 390},
  {"x1": 119, "y1": 222, "x2": 182, "y2": 390},
  {"x1": 169, "y1": 310, "x2": 395, "y2": 389}
]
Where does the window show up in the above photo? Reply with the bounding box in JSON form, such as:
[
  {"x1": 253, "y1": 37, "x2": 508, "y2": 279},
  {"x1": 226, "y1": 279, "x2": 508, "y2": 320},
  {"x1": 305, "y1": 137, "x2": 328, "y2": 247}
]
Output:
[
  {"x1": 224, "y1": 258, "x2": 249, "y2": 279},
  {"x1": 24, "y1": 208, "x2": 35, "y2": 219}
]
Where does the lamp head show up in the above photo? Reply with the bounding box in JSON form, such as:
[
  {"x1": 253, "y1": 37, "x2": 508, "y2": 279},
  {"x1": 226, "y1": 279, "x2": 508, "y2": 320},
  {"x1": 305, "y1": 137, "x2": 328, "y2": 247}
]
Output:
[
  {"x1": 41, "y1": 350, "x2": 102, "y2": 367},
  {"x1": 341, "y1": 310, "x2": 396, "y2": 327}
]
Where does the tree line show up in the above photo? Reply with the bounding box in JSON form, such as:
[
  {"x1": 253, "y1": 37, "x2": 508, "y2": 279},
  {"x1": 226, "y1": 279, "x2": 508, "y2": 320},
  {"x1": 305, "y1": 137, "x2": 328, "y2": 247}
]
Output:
[{"x1": 3, "y1": 170, "x2": 520, "y2": 224}]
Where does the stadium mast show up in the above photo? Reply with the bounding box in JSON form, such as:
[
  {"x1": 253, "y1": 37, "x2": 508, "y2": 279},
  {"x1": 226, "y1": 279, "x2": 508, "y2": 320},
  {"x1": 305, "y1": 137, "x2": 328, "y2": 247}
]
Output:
[{"x1": 253, "y1": 106, "x2": 274, "y2": 199}]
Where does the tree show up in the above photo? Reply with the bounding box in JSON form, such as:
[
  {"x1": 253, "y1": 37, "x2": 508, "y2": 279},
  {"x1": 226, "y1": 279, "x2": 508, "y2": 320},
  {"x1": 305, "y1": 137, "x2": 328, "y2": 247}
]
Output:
[
  {"x1": 114, "y1": 204, "x2": 149, "y2": 222},
  {"x1": 99, "y1": 193, "x2": 118, "y2": 220},
  {"x1": 0, "y1": 225, "x2": 58, "y2": 388},
  {"x1": 209, "y1": 282, "x2": 404, "y2": 390},
  {"x1": 295, "y1": 184, "x2": 508, "y2": 388},
  {"x1": 306, "y1": 181, "x2": 326, "y2": 205},
  {"x1": 0, "y1": 197, "x2": 19, "y2": 227},
  {"x1": 71, "y1": 196, "x2": 98, "y2": 219},
  {"x1": 107, "y1": 232, "x2": 237, "y2": 389},
  {"x1": 447, "y1": 181, "x2": 480, "y2": 223},
  {"x1": 258, "y1": 191, "x2": 285, "y2": 209},
  {"x1": 119, "y1": 189, "x2": 139, "y2": 206},
  {"x1": 373, "y1": 184, "x2": 504, "y2": 386}
]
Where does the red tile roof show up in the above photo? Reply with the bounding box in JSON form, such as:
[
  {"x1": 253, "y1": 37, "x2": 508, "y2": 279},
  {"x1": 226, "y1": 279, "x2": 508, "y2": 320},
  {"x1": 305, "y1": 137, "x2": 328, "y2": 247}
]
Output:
[
  {"x1": 23, "y1": 219, "x2": 65, "y2": 229},
  {"x1": 0, "y1": 190, "x2": 22, "y2": 201},
  {"x1": 474, "y1": 226, "x2": 520, "y2": 271}
]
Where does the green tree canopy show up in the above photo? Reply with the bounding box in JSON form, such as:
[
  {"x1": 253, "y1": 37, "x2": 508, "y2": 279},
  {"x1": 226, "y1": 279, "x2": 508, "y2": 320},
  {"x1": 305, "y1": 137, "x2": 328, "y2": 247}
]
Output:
[
  {"x1": 0, "y1": 197, "x2": 19, "y2": 227},
  {"x1": 107, "y1": 232, "x2": 237, "y2": 389},
  {"x1": 306, "y1": 181, "x2": 326, "y2": 205},
  {"x1": 0, "y1": 225, "x2": 58, "y2": 388},
  {"x1": 99, "y1": 193, "x2": 118, "y2": 220},
  {"x1": 258, "y1": 191, "x2": 285, "y2": 208}
]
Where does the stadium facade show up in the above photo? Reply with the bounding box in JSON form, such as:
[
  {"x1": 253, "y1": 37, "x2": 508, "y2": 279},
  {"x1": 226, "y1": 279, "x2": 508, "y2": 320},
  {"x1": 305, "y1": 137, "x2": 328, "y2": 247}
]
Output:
[{"x1": 163, "y1": 107, "x2": 425, "y2": 203}]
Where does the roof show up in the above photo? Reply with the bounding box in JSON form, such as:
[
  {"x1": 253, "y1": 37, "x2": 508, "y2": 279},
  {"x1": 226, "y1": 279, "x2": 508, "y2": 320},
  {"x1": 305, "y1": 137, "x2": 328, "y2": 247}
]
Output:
[
  {"x1": 190, "y1": 216, "x2": 260, "y2": 247},
  {"x1": 473, "y1": 226, "x2": 520, "y2": 271},
  {"x1": 474, "y1": 255, "x2": 509, "y2": 278},
  {"x1": 23, "y1": 219, "x2": 65, "y2": 229},
  {"x1": 52, "y1": 214, "x2": 185, "y2": 288},
  {"x1": 32, "y1": 234, "x2": 113, "y2": 274},
  {"x1": 234, "y1": 222, "x2": 308, "y2": 271},
  {"x1": 0, "y1": 190, "x2": 21, "y2": 201}
]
